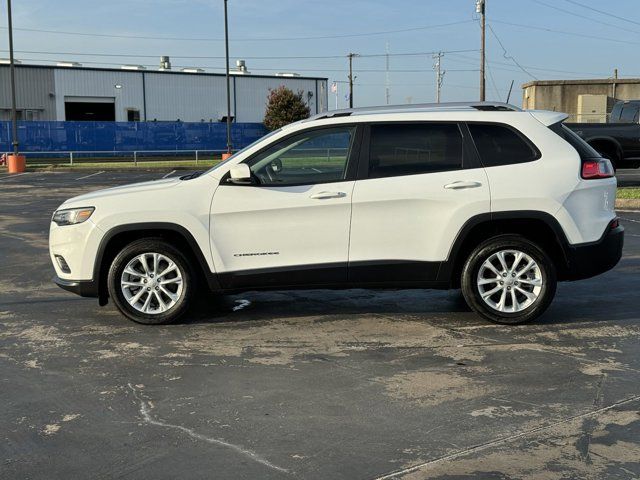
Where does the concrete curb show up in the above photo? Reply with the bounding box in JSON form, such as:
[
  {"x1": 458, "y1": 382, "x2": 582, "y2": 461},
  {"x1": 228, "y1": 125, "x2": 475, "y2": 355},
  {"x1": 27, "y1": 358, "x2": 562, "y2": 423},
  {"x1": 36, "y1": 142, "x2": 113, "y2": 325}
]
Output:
[{"x1": 616, "y1": 198, "x2": 640, "y2": 210}]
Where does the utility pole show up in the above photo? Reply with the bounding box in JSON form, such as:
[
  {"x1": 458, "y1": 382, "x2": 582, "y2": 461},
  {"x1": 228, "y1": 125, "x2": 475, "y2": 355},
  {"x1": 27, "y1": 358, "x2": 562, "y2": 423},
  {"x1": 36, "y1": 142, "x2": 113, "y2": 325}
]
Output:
[
  {"x1": 477, "y1": 0, "x2": 486, "y2": 102},
  {"x1": 347, "y1": 53, "x2": 357, "y2": 108},
  {"x1": 433, "y1": 52, "x2": 445, "y2": 103},
  {"x1": 223, "y1": 0, "x2": 232, "y2": 155},
  {"x1": 385, "y1": 42, "x2": 390, "y2": 105},
  {"x1": 7, "y1": 0, "x2": 18, "y2": 156}
]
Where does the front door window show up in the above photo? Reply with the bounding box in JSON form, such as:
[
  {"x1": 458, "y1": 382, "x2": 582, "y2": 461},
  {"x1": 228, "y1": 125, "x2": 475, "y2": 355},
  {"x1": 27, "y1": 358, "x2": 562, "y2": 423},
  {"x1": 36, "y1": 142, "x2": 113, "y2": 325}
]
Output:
[{"x1": 245, "y1": 126, "x2": 356, "y2": 186}]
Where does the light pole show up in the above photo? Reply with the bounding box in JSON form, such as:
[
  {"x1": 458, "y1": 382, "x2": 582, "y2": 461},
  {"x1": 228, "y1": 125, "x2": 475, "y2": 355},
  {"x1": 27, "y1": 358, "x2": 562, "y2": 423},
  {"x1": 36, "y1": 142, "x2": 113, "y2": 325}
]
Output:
[
  {"x1": 223, "y1": 0, "x2": 232, "y2": 155},
  {"x1": 7, "y1": 0, "x2": 19, "y2": 156}
]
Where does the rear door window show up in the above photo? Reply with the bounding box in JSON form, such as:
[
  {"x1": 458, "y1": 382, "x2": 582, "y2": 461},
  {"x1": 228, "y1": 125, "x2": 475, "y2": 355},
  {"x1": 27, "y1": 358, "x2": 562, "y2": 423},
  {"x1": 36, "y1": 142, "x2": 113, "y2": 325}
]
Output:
[
  {"x1": 367, "y1": 123, "x2": 464, "y2": 178},
  {"x1": 468, "y1": 123, "x2": 539, "y2": 167}
]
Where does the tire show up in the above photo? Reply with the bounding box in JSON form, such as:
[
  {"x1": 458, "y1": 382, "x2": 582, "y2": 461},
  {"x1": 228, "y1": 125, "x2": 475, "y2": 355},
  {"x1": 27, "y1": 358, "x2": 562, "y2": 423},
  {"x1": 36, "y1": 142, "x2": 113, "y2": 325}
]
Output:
[
  {"x1": 461, "y1": 235, "x2": 557, "y2": 325},
  {"x1": 107, "y1": 238, "x2": 195, "y2": 325}
]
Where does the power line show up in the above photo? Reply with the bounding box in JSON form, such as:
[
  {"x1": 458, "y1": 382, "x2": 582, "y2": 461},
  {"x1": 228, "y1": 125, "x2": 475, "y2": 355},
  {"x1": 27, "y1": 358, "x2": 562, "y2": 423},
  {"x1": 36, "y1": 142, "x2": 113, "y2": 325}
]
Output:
[
  {"x1": 5, "y1": 56, "x2": 476, "y2": 75},
  {"x1": 0, "y1": 48, "x2": 479, "y2": 61},
  {"x1": 529, "y1": 0, "x2": 640, "y2": 35},
  {"x1": 4, "y1": 58, "x2": 507, "y2": 93},
  {"x1": 486, "y1": 24, "x2": 537, "y2": 80},
  {"x1": 0, "y1": 20, "x2": 475, "y2": 42},
  {"x1": 447, "y1": 52, "x2": 619, "y2": 77},
  {"x1": 491, "y1": 19, "x2": 640, "y2": 46},
  {"x1": 485, "y1": 59, "x2": 501, "y2": 100},
  {"x1": 562, "y1": 0, "x2": 640, "y2": 27},
  {"x1": 353, "y1": 49, "x2": 479, "y2": 58}
]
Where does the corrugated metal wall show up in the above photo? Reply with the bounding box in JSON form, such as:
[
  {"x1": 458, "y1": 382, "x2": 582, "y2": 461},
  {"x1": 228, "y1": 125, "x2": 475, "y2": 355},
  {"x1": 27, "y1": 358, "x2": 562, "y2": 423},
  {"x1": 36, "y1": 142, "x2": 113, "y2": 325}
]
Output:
[
  {"x1": 144, "y1": 72, "x2": 231, "y2": 122},
  {"x1": 53, "y1": 68, "x2": 145, "y2": 121},
  {"x1": 0, "y1": 66, "x2": 56, "y2": 120},
  {"x1": 234, "y1": 76, "x2": 321, "y2": 122},
  {"x1": 0, "y1": 66, "x2": 328, "y2": 123}
]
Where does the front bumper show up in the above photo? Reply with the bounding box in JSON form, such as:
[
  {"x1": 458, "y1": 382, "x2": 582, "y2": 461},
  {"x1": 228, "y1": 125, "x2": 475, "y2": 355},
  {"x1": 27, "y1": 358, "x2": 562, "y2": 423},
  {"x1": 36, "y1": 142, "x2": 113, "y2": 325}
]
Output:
[
  {"x1": 53, "y1": 276, "x2": 99, "y2": 298},
  {"x1": 563, "y1": 225, "x2": 624, "y2": 280}
]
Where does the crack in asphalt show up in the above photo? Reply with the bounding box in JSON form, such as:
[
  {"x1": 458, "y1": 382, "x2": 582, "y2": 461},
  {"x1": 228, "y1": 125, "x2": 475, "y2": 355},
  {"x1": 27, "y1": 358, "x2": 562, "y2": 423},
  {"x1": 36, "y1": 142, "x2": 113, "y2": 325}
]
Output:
[
  {"x1": 127, "y1": 383, "x2": 289, "y2": 475},
  {"x1": 370, "y1": 394, "x2": 640, "y2": 480}
]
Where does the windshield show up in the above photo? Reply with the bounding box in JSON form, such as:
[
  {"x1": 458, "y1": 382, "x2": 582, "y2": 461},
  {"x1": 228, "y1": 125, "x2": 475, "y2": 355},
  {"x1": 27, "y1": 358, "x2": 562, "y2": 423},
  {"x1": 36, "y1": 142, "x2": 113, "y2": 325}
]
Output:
[
  {"x1": 549, "y1": 122, "x2": 601, "y2": 160},
  {"x1": 205, "y1": 128, "x2": 283, "y2": 174}
]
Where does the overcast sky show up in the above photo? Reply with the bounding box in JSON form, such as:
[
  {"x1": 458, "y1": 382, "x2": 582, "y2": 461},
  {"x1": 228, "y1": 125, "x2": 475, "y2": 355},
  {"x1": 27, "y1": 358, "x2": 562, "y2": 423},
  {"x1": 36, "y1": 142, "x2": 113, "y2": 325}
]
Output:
[{"x1": 1, "y1": 0, "x2": 639, "y2": 108}]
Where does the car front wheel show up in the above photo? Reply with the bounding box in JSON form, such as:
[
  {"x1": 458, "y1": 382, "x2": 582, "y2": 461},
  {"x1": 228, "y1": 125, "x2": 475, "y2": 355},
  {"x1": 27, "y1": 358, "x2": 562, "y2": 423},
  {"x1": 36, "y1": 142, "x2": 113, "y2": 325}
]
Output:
[
  {"x1": 107, "y1": 238, "x2": 195, "y2": 324},
  {"x1": 461, "y1": 235, "x2": 557, "y2": 324}
]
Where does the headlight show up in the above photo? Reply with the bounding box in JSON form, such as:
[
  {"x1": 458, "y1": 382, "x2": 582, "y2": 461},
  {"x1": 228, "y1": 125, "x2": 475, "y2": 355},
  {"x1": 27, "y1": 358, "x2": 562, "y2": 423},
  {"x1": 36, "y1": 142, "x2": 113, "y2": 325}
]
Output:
[{"x1": 52, "y1": 207, "x2": 95, "y2": 226}]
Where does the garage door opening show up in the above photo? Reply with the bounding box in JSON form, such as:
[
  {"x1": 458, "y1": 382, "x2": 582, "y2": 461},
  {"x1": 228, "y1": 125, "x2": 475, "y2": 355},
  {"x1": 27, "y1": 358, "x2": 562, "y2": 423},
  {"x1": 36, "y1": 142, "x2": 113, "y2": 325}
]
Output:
[{"x1": 65, "y1": 99, "x2": 116, "y2": 121}]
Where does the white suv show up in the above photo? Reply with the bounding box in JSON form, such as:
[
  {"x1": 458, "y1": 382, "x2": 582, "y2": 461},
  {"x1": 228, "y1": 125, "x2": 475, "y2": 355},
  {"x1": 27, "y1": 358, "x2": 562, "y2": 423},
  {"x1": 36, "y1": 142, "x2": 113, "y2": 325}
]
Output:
[{"x1": 49, "y1": 102, "x2": 623, "y2": 325}]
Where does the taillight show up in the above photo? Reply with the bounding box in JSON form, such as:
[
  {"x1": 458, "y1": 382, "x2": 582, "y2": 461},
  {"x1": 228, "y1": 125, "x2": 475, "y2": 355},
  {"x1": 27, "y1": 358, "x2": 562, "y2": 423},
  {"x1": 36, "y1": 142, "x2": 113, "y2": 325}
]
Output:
[
  {"x1": 609, "y1": 218, "x2": 619, "y2": 229},
  {"x1": 581, "y1": 158, "x2": 614, "y2": 179}
]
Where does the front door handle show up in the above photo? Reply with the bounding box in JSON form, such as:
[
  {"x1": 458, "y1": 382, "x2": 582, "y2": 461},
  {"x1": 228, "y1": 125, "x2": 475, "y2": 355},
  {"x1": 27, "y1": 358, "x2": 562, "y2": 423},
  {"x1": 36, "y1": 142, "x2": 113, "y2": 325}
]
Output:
[
  {"x1": 443, "y1": 181, "x2": 482, "y2": 190},
  {"x1": 309, "y1": 191, "x2": 347, "y2": 200}
]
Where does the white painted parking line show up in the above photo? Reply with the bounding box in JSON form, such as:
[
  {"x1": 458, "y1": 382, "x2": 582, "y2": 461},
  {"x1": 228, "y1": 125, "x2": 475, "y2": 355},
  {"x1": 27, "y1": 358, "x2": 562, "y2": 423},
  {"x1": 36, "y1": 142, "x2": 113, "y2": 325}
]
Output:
[
  {"x1": 162, "y1": 170, "x2": 176, "y2": 179},
  {"x1": 75, "y1": 171, "x2": 105, "y2": 181},
  {"x1": 0, "y1": 172, "x2": 28, "y2": 181}
]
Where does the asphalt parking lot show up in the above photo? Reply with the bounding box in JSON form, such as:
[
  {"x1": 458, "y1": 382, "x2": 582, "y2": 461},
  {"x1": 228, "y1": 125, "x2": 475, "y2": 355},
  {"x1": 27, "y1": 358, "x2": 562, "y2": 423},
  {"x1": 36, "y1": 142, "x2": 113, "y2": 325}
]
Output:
[{"x1": 1, "y1": 170, "x2": 639, "y2": 480}]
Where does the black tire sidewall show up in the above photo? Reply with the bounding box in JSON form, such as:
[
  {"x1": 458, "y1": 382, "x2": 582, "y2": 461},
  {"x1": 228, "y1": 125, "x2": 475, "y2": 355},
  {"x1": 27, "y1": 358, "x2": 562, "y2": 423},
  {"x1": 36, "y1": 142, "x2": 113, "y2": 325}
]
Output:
[
  {"x1": 107, "y1": 239, "x2": 194, "y2": 325},
  {"x1": 461, "y1": 235, "x2": 557, "y2": 325}
]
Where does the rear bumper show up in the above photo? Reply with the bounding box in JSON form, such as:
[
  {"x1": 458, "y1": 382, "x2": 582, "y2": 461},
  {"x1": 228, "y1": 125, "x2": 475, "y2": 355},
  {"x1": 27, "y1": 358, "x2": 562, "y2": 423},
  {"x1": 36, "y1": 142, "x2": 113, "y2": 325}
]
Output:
[
  {"x1": 563, "y1": 225, "x2": 624, "y2": 280},
  {"x1": 54, "y1": 276, "x2": 98, "y2": 298}
]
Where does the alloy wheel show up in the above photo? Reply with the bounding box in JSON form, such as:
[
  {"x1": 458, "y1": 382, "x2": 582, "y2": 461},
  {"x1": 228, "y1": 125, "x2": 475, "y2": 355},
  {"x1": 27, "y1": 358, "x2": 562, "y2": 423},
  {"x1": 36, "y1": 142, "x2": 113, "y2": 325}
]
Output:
[
  {"x1": 476, "y1": 249, "x2": 543, "y2": 313},
  {"x1": 120, "y1": 252, "x2": 184, "y2": 314}
]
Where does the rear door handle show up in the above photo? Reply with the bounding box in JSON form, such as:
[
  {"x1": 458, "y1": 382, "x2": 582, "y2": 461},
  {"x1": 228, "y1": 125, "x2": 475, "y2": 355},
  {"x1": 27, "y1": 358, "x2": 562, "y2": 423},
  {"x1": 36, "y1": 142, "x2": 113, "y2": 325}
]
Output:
[
  {"x1": 444, "y1": 181, "x2": 482, "y2": 190},
  {"x1": 309, "y1": 191, "x2": 347, "y2": 200}
]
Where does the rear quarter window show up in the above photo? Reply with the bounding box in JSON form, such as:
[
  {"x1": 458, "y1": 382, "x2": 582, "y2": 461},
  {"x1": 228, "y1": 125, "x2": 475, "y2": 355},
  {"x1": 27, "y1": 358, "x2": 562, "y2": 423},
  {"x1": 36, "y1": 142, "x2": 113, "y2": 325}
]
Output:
[
  {"x1": 549, "y1": 122, "x2": 601, "y2": 160},
  {"x1": 468, "y1": 123, "x2": 540, "y2": 167}
]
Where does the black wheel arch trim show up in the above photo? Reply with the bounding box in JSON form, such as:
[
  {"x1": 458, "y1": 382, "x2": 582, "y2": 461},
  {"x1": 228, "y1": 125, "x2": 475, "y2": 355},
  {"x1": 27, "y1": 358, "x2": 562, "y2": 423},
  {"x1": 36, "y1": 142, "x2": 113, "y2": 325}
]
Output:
[
  {"x1": 93, "y1": 222, "x2": 220, "y2": 301},
  {"x1": 83, "y1": 213, "x2": 617, "y2": 301},
  {"x1": 438, "y1": 210, "x2": 573, "y2": 283}
]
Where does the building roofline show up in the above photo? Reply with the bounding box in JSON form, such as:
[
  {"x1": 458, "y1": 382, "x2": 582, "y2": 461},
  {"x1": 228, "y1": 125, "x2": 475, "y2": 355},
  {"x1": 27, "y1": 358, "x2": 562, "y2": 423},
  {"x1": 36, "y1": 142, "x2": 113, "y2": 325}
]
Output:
[
  {"x1": 0, "y1": 62, "x2": 328, "y2": 82},
  {"x1": 522, "y1": 78, "x2": 640, "y2": 88}
]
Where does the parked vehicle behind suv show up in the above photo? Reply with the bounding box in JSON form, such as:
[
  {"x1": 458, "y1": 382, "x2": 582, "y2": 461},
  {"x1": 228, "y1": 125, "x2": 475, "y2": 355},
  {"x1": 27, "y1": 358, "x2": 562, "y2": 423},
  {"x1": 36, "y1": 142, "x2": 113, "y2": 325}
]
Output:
[
  {"x1": 566, "y1": 99, "x2": 640, "y2": 169},
  {"x1": 50, "y1": 102, "x2": 623, "y2": 325}
]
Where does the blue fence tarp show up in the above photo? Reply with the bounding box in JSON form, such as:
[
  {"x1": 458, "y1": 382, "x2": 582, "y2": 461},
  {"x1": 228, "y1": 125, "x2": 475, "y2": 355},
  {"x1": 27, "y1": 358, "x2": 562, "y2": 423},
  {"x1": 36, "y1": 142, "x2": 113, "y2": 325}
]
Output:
[{"x1": 0, "y1": 121, "x2": 268, "y2": 154}]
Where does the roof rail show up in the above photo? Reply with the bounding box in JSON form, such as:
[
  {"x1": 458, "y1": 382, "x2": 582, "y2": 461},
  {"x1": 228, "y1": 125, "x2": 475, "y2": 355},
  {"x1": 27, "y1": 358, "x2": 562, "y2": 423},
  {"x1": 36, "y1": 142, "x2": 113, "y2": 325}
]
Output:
[{"x1": 307, "y1": 101, "x2": 521, "y2": 121}]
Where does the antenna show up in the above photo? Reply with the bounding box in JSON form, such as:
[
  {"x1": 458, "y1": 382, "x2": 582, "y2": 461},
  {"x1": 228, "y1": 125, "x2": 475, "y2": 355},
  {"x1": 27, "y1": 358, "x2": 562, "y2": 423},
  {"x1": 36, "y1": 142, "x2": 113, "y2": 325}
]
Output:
[{"x1": 506, "y1": 79, "x2": 514, "y2": 104}]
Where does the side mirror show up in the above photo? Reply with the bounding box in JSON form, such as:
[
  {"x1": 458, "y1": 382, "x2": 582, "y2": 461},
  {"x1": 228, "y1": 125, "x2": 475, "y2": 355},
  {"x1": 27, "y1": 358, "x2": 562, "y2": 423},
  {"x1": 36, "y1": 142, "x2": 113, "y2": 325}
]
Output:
[{"x1": 229, "y1": 164, "x2": 253, "y2": 185}]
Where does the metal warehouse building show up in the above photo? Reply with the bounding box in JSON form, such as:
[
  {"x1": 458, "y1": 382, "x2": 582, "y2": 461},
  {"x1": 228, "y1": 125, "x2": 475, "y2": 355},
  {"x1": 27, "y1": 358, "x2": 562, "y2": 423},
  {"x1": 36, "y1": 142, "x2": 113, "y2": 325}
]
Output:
[{"x1": 0, "y1": 62, "x2": 328, "y2": 123}]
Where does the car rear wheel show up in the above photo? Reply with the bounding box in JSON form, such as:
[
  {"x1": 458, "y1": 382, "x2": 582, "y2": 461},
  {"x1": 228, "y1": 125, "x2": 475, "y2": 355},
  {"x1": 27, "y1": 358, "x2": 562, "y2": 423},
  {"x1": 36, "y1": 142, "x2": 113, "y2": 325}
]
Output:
[
  {"x1": 107, "y1": 238, "x2": 195, "y2": 324},
  {"x1": 461, "y1": 235, "x2": 556, "y2": 324}
]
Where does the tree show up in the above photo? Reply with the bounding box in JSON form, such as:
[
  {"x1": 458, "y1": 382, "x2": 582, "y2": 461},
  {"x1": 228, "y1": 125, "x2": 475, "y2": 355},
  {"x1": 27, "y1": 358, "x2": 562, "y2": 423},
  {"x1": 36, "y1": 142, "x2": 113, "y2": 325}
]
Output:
[{"x1": 263, "y1": 86, "x2": 310, "y2": 130}]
